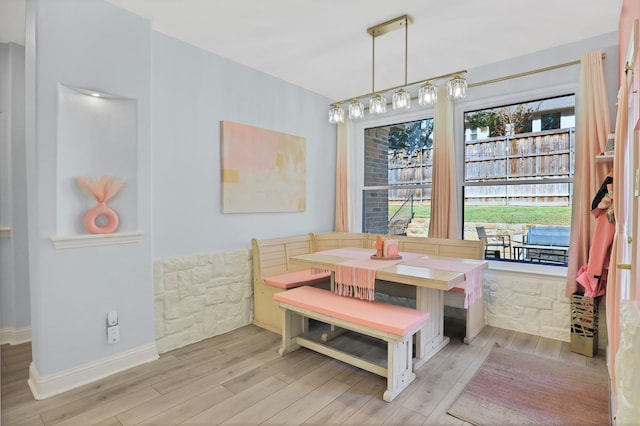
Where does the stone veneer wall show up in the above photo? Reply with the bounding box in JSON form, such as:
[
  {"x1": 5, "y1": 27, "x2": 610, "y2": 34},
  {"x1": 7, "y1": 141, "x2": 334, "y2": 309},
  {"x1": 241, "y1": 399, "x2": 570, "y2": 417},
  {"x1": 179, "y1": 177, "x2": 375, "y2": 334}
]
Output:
[
  {"x1": 483, "y1": 268, "x2": 607, "y2": 349},
  {"x1": 153, "y1": 248, "x2": 253, "y2": 354}
]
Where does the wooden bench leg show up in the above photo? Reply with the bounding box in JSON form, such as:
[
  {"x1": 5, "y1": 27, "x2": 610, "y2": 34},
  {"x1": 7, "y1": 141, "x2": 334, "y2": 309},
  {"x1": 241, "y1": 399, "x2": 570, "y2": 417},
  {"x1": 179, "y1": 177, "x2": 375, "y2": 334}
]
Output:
[
  {"x1": 279, "y1": 309, "x2": 307, "y2": 356},
  {"x1": 383, "y1": 337, "x2": 415, "y2": 402},
  {"x1": 321, "y1": 326, "x2": 347, "y2": 342}
]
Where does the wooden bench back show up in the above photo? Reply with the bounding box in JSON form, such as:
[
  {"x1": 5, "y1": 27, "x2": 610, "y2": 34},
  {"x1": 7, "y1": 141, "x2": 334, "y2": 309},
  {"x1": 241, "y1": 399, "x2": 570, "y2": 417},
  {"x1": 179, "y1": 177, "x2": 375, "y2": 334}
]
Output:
[
  {"x1": 310, "y1": 232, "x2": 483, "y2": 260},
  {"x1": 253, "y1": 233, "x2": 483, "y2": 282},
  {"x1": 251, "y1": 235, "x2": 315, "y2": 280},
  {"x1": 367, "y1": 234, "x2": 484, "y2": 261},
  {"x1": 412, "y1": 236, "x2": 484, "y2": 260},
  {"x1": 311, "y1": 232, "x2": 370, "y2": 251}
]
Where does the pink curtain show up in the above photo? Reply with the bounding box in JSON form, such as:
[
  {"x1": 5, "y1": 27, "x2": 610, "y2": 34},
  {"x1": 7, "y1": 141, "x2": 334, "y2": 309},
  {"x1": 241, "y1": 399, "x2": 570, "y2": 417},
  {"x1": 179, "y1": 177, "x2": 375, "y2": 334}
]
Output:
[
  {"x1": 334, "y1": 122, "x2": 354, "y2": 232},
  {"x1": 607, "y1": 71, "x2": 629, "y2": 398},
  {"x1": 428, "y1": 85, "x2": 459, "y2": 239},
  {"x1": 565, "y1": 50, "x2": 611, "y2": 297}
]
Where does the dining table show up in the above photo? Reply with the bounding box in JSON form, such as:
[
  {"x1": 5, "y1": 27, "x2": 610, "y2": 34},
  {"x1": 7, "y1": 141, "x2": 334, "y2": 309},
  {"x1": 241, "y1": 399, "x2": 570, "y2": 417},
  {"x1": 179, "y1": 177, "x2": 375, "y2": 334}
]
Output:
[{"x1": 289, "y1": 247, "x2": 488, "y2": 368}]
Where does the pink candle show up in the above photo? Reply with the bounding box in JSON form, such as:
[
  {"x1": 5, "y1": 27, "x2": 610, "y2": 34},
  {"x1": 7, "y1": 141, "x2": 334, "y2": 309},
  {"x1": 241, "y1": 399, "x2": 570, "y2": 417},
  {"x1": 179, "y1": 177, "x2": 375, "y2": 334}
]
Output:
[{"x1": 375, "y1": 236, "x2": 384, "y2": 257}]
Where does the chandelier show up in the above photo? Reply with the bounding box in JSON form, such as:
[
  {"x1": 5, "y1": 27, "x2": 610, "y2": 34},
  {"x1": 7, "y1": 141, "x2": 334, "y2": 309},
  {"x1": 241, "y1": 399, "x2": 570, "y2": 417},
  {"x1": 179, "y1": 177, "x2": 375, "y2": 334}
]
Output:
[{"x1": 328, "y1": 15, "x2": 468, "y2": 124}]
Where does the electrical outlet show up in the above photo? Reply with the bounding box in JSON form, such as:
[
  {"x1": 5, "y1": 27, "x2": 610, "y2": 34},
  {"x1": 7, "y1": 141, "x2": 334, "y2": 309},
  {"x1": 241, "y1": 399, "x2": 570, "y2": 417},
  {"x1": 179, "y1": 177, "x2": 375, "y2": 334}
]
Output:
[
  {"x1": 107, "y1": 325, "x2": 120, "y2": 344},
  {"x1": 107, "y1": 311, "x2": 118, "y2": 327}
]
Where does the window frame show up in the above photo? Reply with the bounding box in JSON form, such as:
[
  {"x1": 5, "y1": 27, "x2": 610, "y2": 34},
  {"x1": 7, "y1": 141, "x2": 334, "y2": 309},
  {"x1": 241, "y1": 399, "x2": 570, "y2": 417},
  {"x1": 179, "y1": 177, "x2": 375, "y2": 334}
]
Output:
[
  {"x1": 352, "y1": 82, "x2": 576, "y2": 273},
  {"x1": 454, "y1": 83, "x2": 577, "y2": 269},
  {"x1": 353, "y1": 108, "x2": 435, "y2": 234}
]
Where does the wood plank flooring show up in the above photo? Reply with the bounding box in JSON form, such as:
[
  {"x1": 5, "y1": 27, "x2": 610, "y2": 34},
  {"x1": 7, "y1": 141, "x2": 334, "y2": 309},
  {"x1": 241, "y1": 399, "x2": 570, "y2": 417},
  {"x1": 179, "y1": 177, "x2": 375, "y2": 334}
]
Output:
[{"x1": 1, "y1": 319, "x2": 607, "y2": 425}]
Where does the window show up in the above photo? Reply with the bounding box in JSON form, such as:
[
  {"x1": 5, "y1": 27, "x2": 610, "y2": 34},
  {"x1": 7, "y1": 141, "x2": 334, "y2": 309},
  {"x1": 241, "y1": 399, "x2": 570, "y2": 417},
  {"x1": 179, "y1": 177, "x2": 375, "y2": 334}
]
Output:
[
  {"x1": 463, "y1": 94, "x2": 575, "y2": 265},
  {"x1": 363, "y1": 119, "x2": 433, "y2": 236}
]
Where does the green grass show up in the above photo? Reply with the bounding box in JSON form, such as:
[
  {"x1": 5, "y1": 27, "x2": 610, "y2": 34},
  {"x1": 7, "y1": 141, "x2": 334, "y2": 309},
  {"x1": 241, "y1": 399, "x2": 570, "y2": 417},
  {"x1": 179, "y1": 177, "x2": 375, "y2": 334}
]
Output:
[{"x1": 390, "y1": 205, "x2": 571, "y2": 225}]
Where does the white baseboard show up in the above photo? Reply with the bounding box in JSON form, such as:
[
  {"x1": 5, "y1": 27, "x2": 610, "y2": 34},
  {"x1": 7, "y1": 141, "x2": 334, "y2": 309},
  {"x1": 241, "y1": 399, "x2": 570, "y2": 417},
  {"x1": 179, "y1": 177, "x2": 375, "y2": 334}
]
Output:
[
  {"x1": 0, "y1": 326, "x2": 32, "y2": 345},
  {"x1": 27, "y1": 343, "x2": 159, "y2": 400}
]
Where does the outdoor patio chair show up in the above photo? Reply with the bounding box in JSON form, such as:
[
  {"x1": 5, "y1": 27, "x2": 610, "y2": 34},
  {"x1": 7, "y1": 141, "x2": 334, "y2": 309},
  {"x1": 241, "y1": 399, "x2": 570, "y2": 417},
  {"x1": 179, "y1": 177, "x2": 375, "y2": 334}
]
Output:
[{"x1": 476, "y1": 226, "x2": 511, "y2": 259}]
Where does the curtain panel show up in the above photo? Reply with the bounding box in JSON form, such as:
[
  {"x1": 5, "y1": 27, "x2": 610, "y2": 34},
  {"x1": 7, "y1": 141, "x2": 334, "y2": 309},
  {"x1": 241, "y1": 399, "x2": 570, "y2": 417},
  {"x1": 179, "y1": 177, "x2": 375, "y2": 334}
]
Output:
[
  {"x1": 428, "y1": 85, "x2": 459, "y2": 239},
  {"x1": 565, "y1": 50, "x2": 611, "y2": 297},
  {"x1": 335, "y1": 122, "x2": 354, "y2": 232}
]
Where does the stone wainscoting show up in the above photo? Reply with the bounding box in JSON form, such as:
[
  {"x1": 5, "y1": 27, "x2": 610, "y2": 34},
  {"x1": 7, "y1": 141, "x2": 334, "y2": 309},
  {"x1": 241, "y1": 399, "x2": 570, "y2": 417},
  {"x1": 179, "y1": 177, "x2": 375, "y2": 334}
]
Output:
[
  {"x1": 153, "y1": 248, "x2": 253, "y2": 354},
  {"x1": 483, "y1": 268, "x2": 607, "y2": 349}
]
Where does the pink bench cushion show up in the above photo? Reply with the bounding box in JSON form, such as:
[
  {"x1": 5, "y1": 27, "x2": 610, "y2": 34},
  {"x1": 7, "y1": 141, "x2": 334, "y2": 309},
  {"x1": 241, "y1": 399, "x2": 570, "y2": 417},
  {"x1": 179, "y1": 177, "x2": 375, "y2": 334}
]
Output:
[
  {"x1": 263, "y1": 269, "x2": 331, "y2": 289},
  {"x1": 449, "y1": 280, "x2": 466, "y2": 294},
  {"x1": 274, "y1": 286, "x2": 429, "y2": 337}
]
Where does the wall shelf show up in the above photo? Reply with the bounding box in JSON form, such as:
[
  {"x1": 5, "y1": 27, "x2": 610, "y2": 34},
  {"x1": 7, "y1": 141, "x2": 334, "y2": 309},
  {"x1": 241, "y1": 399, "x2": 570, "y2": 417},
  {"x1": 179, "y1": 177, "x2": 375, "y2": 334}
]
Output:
[
  {"x1": 596, "y1": 153, "x2": 614, "y2": 163},
  {"x1": 50, "y1": 231, "x2": 142, "y2": 249}
]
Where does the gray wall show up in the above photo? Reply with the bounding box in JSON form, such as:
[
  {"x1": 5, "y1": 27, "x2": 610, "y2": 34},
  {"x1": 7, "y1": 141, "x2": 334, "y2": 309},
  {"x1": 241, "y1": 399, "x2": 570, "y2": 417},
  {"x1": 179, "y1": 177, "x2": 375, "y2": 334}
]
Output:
[
  {"x1": 25, "y1": 0, "x2": 154, "y2": 376},
  {"x1": 151, "y1": 33, "x2": 336, "y2": 260},
  {"x1": 458, "y1": 32, "x2": 619, "y2": 128},
  {"x1": 0, "y1": 42, "x2": 30, "y2": 335}
]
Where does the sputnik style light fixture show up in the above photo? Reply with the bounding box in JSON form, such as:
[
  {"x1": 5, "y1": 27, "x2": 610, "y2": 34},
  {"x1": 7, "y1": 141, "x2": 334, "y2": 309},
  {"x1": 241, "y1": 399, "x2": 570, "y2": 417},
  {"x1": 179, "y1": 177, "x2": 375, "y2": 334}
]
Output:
[{"x1": 327, "y1": 14, "x2": 468, "y2": 124}]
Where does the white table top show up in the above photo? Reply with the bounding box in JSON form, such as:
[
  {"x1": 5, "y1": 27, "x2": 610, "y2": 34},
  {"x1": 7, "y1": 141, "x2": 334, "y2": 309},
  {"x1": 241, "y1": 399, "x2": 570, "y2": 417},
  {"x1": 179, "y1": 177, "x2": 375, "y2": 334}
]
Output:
[{"x1": 290, "y1": 248, "x2": 487, "y2": 291}]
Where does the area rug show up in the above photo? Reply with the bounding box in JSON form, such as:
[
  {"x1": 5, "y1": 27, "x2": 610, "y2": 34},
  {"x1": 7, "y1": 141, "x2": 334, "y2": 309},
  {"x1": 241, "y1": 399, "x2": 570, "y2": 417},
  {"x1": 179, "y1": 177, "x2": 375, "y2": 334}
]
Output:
[{"x1": 448, "y1": 345, "x2": 610, "y2": 426}]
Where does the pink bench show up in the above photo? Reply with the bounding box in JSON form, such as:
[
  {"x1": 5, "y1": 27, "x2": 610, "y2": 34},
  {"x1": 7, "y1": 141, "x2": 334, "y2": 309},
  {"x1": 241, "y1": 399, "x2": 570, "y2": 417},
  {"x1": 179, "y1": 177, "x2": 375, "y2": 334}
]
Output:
[{"x1": 274, "y1": 286, "x2": 429, "y2": 402}]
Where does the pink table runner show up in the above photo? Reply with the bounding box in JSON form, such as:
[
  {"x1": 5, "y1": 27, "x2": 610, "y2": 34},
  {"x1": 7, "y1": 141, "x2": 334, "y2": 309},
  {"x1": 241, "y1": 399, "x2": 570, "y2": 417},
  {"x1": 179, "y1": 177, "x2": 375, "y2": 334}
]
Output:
[
  {"x1": 318, "y1": 248, "x2": 422, "y2": 301},
  {"x1": 399, "y1": 257, "x2": 484, "y2": 308}
]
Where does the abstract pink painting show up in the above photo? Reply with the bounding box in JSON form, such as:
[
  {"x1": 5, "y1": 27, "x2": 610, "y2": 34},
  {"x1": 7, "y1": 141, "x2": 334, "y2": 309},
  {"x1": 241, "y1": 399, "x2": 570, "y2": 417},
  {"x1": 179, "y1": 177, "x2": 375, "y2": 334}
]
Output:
[{"x1": 221, "y1": 121, "x2": 306, "y2": 213}]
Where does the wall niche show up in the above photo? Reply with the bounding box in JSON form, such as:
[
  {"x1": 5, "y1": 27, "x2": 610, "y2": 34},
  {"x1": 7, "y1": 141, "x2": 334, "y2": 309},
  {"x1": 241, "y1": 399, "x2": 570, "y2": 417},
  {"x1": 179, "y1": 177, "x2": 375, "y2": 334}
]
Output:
[{"x1": 55, "y1": 84, "x2": 138, "y2": 243}]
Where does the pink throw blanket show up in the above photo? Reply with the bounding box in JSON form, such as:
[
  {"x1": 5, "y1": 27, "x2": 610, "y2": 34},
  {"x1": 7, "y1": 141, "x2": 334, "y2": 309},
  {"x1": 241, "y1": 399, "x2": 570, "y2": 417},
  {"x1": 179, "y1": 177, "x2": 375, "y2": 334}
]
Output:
[
  {"x1": 400, "y1": 256, "x2": 484, "y2": 308},
  {"x1": 318, "y1": 248, "x2": 422, "y2": 301}
]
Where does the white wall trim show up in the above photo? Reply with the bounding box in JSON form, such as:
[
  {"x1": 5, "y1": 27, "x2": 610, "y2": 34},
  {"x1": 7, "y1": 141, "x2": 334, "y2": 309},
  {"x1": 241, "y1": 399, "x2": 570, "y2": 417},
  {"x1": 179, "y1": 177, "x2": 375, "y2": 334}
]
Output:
[
  {"x1": 27, "y1": 343, "x2": 158, "y2": 400},
  {"x1": 487, "y1": 260, "x2": 568, "y2": 278},
  {"x1": 0, "y1": 227, "x2": 11, "y2": 238},
  {"x1": 50, "y1": 231, "x2": 142, "y2": 249},
  {"x1": 0, "y1": 326, "x2": 31, "y2": 345}
]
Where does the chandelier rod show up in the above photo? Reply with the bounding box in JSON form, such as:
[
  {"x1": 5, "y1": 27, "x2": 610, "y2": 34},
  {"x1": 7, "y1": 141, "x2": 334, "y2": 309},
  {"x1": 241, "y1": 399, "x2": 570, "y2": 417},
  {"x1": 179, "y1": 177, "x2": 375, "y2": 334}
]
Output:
[
  {"x1": 332, "y1": 69, "x2": 468, "y2": 107},
  {"x1": 372, "y1": 29, "x2": 376, "y2": 94},
  {"x1": 404, "y1": 16, "x2": 408, "y2": 86}
]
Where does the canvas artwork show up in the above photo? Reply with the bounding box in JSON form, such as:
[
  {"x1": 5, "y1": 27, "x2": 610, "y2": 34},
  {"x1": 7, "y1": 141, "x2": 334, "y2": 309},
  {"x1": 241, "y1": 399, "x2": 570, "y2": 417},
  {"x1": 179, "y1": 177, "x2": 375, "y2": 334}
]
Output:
[{"x1": 221, "y1": 121, "x2": 306, "y2": 213}]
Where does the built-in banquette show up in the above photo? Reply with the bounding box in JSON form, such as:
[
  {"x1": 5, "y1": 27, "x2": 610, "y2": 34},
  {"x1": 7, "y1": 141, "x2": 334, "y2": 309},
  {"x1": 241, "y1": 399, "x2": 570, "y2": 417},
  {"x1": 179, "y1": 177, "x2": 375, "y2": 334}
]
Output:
[
  {"x1": 251, "y1": 235, "x2": 332, "y2": 334},
  {"x1": 252, "y1": 232, "x2": 485, "y2": 343}
]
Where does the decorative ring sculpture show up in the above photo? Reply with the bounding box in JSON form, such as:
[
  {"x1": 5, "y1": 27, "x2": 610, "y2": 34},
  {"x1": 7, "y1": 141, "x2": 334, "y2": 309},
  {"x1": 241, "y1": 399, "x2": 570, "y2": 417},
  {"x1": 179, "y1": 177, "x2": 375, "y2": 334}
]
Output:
[{"x1": 76, "y1": 175, "x2": 125, "y2": 234}]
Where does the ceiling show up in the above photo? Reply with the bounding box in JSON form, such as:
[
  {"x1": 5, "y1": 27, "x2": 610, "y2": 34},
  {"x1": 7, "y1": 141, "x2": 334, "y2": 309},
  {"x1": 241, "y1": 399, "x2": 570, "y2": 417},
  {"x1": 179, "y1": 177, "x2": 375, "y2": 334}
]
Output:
[
  {"x1": 1, "y1": 1, "x2": 623, "y2": 102},
  {"x1": 103, "y1": 0, "x2": 622, "y2": 102}
]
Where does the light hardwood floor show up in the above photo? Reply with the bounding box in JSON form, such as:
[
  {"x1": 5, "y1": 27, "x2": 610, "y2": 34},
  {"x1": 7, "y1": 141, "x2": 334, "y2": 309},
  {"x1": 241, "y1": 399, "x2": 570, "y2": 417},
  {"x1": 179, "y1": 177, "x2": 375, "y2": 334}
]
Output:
[{"x1": 1, "y1": 320, "x2": 607, "y2": 426}]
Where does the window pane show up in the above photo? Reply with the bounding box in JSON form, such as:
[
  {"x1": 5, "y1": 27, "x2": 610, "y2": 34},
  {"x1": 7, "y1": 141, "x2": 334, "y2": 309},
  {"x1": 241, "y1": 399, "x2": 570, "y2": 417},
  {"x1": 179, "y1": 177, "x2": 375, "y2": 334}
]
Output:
[
  {"x1": 463, "y1": 94, "x2": 574, "y2": 265},
  {"x1": 363, "y1": 119, "x2": 433, "y2": 235},
  {"x1": 463, "y1": 184, "x2": 571, "y2": 264}
]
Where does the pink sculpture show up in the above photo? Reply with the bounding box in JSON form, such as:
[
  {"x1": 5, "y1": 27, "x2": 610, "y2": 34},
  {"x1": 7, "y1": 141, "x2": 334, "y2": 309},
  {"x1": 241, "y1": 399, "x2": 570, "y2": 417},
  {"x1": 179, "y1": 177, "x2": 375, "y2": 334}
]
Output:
[{"x1": 75, "y1": 175, "x2": 125, "y2": 234}]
